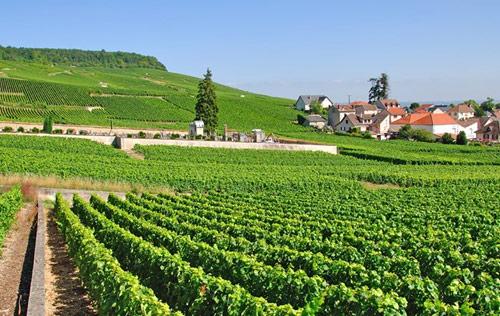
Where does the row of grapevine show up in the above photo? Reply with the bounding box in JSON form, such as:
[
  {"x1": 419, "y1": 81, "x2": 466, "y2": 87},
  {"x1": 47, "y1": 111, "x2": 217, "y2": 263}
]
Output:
[
  {"x1": 53, "y1": 194, "x2": 178, "y2": 315},
  {"x1": 0, "y1": 185, "x2": 23, "y2": 249},
  {"x1": 0, "y1": 77, "x2": 100, "y2": 106},
  {"x1": 123, "y1": 192, "x2": 498, "y2": 314},
  {"x1": 62, "y1": 193, "x2": 411, "y2": 315}
]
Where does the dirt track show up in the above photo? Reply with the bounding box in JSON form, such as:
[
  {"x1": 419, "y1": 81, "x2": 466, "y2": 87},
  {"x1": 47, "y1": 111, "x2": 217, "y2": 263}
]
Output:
[{"x1": 0, "y1": 203, "x2": 36, "y2": 316}]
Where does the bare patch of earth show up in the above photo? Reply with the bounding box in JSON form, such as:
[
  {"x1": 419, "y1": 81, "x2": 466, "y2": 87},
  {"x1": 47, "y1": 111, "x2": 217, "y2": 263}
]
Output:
[{"x1": 361, "y1": 181, "x2": 401, "y2": 190}]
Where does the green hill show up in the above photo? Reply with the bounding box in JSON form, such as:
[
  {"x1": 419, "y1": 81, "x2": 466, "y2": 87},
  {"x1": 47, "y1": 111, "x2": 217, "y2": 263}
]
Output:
[
  {"x1": 0, "y1": 58, "x2": 299, "y2": 131},
  {"x1": 0, "y1": 46, "x2": 166, "y2": 70}
]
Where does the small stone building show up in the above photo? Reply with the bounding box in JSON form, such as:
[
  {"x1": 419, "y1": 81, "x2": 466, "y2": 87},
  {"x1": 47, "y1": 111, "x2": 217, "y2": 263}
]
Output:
[
  {"x1": 252, "y1": 129, "x2": 265, "y2": 142},
  {"x1": 189, "y1": 120, "x2": 204, "y2": 137}
]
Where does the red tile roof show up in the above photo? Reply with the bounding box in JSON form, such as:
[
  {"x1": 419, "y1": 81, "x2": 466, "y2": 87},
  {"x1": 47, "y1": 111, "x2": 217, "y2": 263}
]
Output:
[
  {"x1": 387, "y1": 107, "x2": 406, "y2": 116},
  {"x1": 392, "y1": 113, "x2": 457, "y2": 126},
  {"x1": 414, "y1": 104, "x2": 433, "y2": 113}
]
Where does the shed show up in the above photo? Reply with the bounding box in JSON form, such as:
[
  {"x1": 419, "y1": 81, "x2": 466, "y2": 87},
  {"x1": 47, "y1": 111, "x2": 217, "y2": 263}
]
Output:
[
  {"x1": 252, "y1": 129, "x2": 265, "y2": 142},
  {"x1": 189, "y1": 120, "x2": 204, "y2": 136}
]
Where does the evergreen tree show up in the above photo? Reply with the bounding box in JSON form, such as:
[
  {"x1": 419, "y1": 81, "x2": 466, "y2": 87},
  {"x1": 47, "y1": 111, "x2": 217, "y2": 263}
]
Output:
[
  {"x1": 368, "y1": 73, "x2": 390, "y2": 103},
  {"x1": 43, "y1": 116, "x2": 53, "y2": 134},
  {"x1": 195, "y1": 69, "x2": 218, "y2": 135}
]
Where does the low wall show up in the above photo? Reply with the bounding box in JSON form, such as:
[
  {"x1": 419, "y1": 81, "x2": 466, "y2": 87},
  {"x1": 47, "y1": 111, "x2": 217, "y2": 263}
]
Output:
[{"x1": 117, "y1": 138, "x2": 338, "y2": 154}]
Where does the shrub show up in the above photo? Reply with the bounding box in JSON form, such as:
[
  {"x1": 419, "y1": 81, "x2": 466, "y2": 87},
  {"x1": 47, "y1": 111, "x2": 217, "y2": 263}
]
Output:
[
  {"x1": 153, "y1": 133, "x2": 161, "y2": 139},
  {"x1": 412, "y1": 129, "x2": 435, "y2": 143},
  {"x1": 17, "y1": 126, "x2": 25, "y2": 133},
  {"x1": 170, "y1": 134, "x2": 180, "y2": 139},
  {"x1": 127, "y1": 133, "x2": 133, "y2": 138},
  {"x1": 31, "y1": 127, "x2": 40, "y2": 133},
  {"x1": 53, "y1": 129, "x2": 63, "y2": 134},
  {"x1": 362, "y1": 131, "x2": 373, "y2": 139},
  {"x1": 350, "y1": 127, "x2": 361, "y2": 134},
  {"x1": 138, "y1": 131, "x2": 146, "y2": 139},
  {"x1": 66, "y1": 128, "x2": 75, "y2": 135},
  {"x1": 2, "y1": 126, "x2": 13, "y2": 133},
  {"x1": 456, "y1": 131, "x2": 468, "y2": 145},
  {"x1": 79, "y1": 130, "x2": 89, "y2": 135},
  {"x1": 195, "y1": 135, "x2": 203, "y2": 140},
  {"x1": 297, "y1": 114, "x2": 306, "y2": 125},
  {"x1": 440, "y1": 133, "x2": 454, "y2": 144}
]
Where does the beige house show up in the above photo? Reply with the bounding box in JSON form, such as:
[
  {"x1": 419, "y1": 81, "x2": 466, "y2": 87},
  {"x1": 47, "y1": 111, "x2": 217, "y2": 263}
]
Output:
[
  {"x1": 304, "y1": 114, "x2": 327, "y2": 129},
  {"x1": 448, "y1": 104, "x2": 475, "y2": 121}
]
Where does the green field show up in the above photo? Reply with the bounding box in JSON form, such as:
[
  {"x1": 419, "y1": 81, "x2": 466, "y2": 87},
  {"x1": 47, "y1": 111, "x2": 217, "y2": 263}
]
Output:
[
  {"x1": 1, "y1": 135, "x2": 496, "y2": 314},
  {"x1": 0, "y1": 60, "x2": 298, "y2": 131}
]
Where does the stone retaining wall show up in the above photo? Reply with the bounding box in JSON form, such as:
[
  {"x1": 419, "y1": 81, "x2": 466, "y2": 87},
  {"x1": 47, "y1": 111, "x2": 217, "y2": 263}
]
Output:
[{"x1": 117, "y1": 137, "x2": 338, "y2": 154}]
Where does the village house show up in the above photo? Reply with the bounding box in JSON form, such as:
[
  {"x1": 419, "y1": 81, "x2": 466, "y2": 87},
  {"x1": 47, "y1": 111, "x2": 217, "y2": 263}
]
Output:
[
  {"x1": 328, "y1": 104, "x2": 355, "y2": 127},
  {"x1": 457, "y1": 118, "x2": 479, "y2": 140},
  {"x1": 387, "y1": 107, "x2": 406, "y2": 122},
  {"x1": 448, "y1": 104, "x2": 475, "y2": 121},
  {"x1": 476, "y1": 119, "x2": 499, "y2": 143},
  {"x1": 369, "y1": 111, "x2": 391, "y2": 138},
  {"x1": 375, "y1": 99, "x2": 401, "y2": 111},
  {"x1": 304, "y1": 114, "x2": 327, "y2": 129},
  {"x1": 391, "y1": 112, "x2": 460, "y2": 136},
  {"x1": 336, "y1": 114, "x2": 370, "y2": 132},
  {"x1": 353, "y1": 103, "x2": 378, "y2": 116},
  {"x1": 295, "y1": 95, "x2": 334, "y2": 112}
]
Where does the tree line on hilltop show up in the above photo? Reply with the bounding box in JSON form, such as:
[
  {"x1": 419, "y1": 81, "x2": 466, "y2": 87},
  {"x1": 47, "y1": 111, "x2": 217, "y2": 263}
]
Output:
[{"x1": 0, "y1": 46, "x2": 166, "y2": 70}]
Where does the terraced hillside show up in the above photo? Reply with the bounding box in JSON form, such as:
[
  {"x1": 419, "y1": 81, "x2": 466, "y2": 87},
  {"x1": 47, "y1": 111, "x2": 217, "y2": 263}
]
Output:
[{"x1": 0, "y1": 60, "x2": 298, "y2": 131}]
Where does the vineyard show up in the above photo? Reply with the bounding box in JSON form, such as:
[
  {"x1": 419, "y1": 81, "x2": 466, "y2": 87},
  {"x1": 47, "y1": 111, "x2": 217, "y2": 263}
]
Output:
[
  {"x1": 0, "y1": 135, "x2": 498, "y2": 314},
  {"x1": 53, "y1": 186, "x2": 499, "y2": 315},
  {"x1": 0, "y1": 61, "x2": 298, "y2": 131}
]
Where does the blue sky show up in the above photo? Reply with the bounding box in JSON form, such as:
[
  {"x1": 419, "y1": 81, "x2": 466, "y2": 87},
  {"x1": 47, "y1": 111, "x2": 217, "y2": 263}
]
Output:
[{"x1": 1, "y1": 0, "x2": 499, "y2": 103}]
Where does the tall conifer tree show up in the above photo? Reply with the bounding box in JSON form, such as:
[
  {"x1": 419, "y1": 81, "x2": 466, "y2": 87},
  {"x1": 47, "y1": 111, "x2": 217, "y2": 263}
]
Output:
[{"x1": 195, "y1": 69, "x2": 218, "y2": 135}]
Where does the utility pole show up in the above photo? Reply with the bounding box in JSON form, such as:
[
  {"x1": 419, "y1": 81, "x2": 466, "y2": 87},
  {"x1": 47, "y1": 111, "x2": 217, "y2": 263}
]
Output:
[{"x1": 348, "y1": 94, "x2": 351, "y2": 105}]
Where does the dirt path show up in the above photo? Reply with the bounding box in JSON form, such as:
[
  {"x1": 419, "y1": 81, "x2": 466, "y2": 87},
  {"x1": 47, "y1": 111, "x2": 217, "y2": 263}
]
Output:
[
  {"x1": 45, "y1": 207, "x2": 96, "y2": 315},
  {"x1": 124, "y1": 149, "x2": 145, "y2": 160},
  {"x1": 0, "y1": 203, "x2": 37, "y2": 316}
]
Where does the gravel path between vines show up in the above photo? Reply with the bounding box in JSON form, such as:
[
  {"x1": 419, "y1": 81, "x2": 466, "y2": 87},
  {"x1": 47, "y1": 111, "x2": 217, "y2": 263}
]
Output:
[{"x1": 0, "y1": 203, "x2": 36, "y2": 316}]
